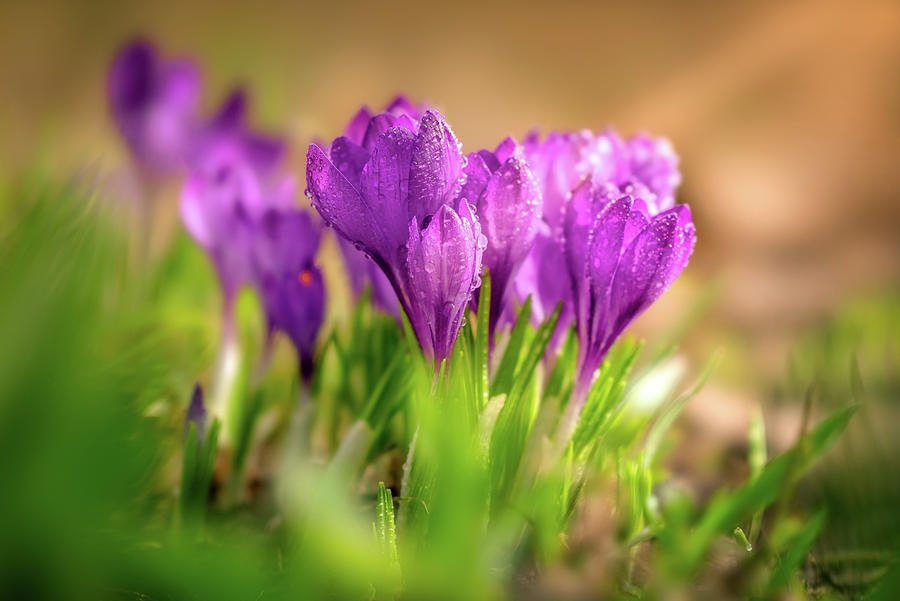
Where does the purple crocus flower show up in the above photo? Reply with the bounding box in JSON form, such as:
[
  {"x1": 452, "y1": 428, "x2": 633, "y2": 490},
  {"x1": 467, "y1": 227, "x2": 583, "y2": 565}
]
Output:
[
  {"x1": 252, "y1": 208, "x2": 326, "y2": 380},
  {"x1": 515, "y1": 128, "x2": 683, "y2": 339},
  {"x1": 564, "y1": 180, "x2": 696, "y2": 407},
  {"x1": 180, "y1": 144, "x2": 294, "y2": 333},
  {"x1": 108, "y1": 39, "x2": 201, "y2": 174},
  {"x1": 306, "y1": 104, "x2": 486, "y2": 363},
  {"x1": 405, "y1": 200, "x2": 485, "y2": 362},
  {"x1": 461, "y1": 137, "x2": 542, "y2": 340},
  {"x1": 194, "y1": 89, "x2": 286, "y2": 175},
  {"x1": 331, "y1": 96, "x2": 422, "y2": 318}
]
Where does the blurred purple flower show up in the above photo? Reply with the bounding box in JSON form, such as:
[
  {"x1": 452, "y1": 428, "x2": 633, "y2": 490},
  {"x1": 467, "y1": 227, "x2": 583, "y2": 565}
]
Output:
[
  {"x1": 523, "y1": 129, "x2": 679, "y2": 223},
  {"x1": 180, "y1": 145, "x2": 293, "y2": 312},
  {"x1": 252, "y1": 209, "x2": 326, "y2": 380},
  {"x1": 183, "y1": 383, "x2": 208, "y2": 445},
  {"x1": 337, "y1": 236, "x2": 401, "y2": 319},
  {"x1": 109, "y1": 40, "x2": 286, "y2": 182},
  {"x1": 462, "y1": 138, "x2": 542, "y2": 340},
  {"x1": 515, "y1": 128, "x2": 683, "y2": 342},
  {"x1": 108, "y1": 39, "x2": 201, "y2": 174},
  {"x1": 194, "y1": 89, "x2": 286, "y2": 175},
  {"x1": 564, "y1": 181, "x2": 696, "y2": 406},
  {"x1": 307, "y1": 104, "x2": 485, "y2": 363}
]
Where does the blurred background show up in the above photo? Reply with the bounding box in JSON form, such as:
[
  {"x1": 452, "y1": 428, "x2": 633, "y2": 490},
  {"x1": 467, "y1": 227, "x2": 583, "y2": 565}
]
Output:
[{"x1": 0, "y1": 0, "x2": 898, "y2": 595}]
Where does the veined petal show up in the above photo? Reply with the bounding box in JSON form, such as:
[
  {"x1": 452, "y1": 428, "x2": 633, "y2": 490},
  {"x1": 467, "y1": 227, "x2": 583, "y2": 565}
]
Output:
[
  {"x1": 329, "y1": 136, "x2": 369, "y2": 189},
  {"x1": 457, "y1": 152, "x2": 492, "y2": 206},
  {"x1": 607, "y1": 209, "x2": 692, "y2": 341},
  {"x1": 408, "y1": 110, "x2": 464, "y2": 225},
  {"x1": 584, "y1": 194, "x2": 633, "y2": 349},
  {"x1": 405, "y1": 203, "x2": 481, "y2": 361},
  {"x1": 385, "y1": 95, "x2": 421, "y2": 119},
  {"x1": 478, "y1": 154, "x2": 542, "y2": 295},
  {"x1": 626, "y1": 134, "x2": 681, "y2": 214},
  {"x1": 360, "y1": 127, "x2": 416, "y2": 256},
  {"x1": 344, "y1": 106, "x2": 373, "y2": 145},
  {"x1": 563, "y1": 178, "x2": 598, "y2": 286},
  {"x1": 361, "y1": 112, "x2": 397, "y2": 151},
  {"x1": 493, "y1": 136, "x2": 517, "y2": 164},
  {"x1": 306, "y1": 143, "x2": 381, "y2": 255}
]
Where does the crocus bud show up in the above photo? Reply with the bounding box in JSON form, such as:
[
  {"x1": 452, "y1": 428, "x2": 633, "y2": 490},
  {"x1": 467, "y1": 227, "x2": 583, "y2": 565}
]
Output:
[{"x1": 307, "y1": 103, "x2": 485, "y2": 363}]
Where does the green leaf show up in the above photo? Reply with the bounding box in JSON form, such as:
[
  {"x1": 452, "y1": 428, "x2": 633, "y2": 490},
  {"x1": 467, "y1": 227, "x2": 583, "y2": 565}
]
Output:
[
  {"x1": 764, "y1": 510, "x2": 826, "y2": 595},
  {"x1": 491, "y1": 295, "x2": 533, "y2": 398},
  {"x1": 232, "y1": 389, "x2": 264, "y2": 476},
  {"x1": 507, "y1": 303, "x2": 561, "y2": 410},
  {"x1": 359, "y1": 351, "x2": 407, "y2": 425},
  {"x1": 642, "y1": 350, "x2": 721, "y2": 470},
  {"x1": 474, "y1": 270, "x2": 491, "y2": 413},
  {"x1": 748, "y1": 407, "x2": 767, "y2": 543},
  {"x1": 570, "y1": 340, "x2": 641, "y2": 455},
  {"x1": 544, "y1": 325, "x2": 576, "y2": 402},
  {"x1": 179, "y1": 422, "x2": 199, "y2": 516},
  {"x1": 199, "y1": 418, "x2": 221, "y2": 498},
  {"x1": 489, "y1": 304, "x2": 561, "y2": 506},
  {"x1": 684, "y1": 405, "x2": 856, "y2": 571},
  {"x1": 732, "y1": 526, "x2": 753, "y2": 552},
  {"x1": 375, "y1": 481, "x2": 399, "y2": 567}
]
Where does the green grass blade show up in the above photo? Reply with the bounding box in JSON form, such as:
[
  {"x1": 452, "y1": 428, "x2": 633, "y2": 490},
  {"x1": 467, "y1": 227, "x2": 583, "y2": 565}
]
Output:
[
  {"x1": 474, "y1": 270, "x2": 491, "y2": 413},
  {"x1": 491, "y1": 295, "x2": 533, "y2": 398}
]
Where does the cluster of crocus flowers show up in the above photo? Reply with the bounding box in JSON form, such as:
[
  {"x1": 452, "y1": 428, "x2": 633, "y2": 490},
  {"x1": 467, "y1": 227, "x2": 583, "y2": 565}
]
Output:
[
  {"x1": 518, "y1": 129, "x2": 695, "y2": 414},
  {"x1": 109, "y1": 39, "x2": 325, "y2": 380},
  {"x1": 306, "y1": 99, "x2": 695, "y2": 385},
  {"x1": 109, "y1": 37, "x2": 696, "y2": 434},
  {"x1": 306, "y1": 100, "x2": 489, "y2": 363}
]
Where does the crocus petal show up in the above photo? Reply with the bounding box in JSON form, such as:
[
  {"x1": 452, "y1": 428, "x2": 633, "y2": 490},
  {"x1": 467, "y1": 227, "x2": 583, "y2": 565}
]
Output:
[
  {"x1": 200, "y1": 89, "x2": 285, "y2": 174},
  {"x1": 359, "y1": 127, "x2": 416, "y2": 258},
  {"x1": 361, "y1": 113, "x2": 397, "y2": 151},
  {"x1": 109, "y1": 40, "x2": 155, "y2": 115},
  {"x1": 209, "y1": 89, "x2": 246, "y2": 131},
  {"x1": 385, "y1": 95, "x2": 421, "y2": 119},
  {"x1": 626, "y1": 134, "x2": 681, "y2": 213},
  {"x1": 477, "y1": 154, "x2": 542, "y2": 305},
  {"x1": 493, "y1": 136, "x2": 518, "y2": 164},
  {"x1": 344, "y1": 106, "x2": 373, "y2": 144},
  {"x1": 109, "y1": 40, "x2": 201, "y2": 173},
  {"x1": 254, "y1": 208, "x2": 321, "y2": 279},
  {"x1": 563, "y1": 179, "x2": 598, "y2": 286},
  {"x1": 329, "y1": 136, "x2": 369, "y2": 189},
  {"x1": 338, "y1": 236, "x2": 401, "y2": 318},
  {"x1": 405, "y1": 202, "x2": 482, "y2": 361},
  {"x1": 584, "y1": 195, "x2": 633, "y2": 350},
  {"x1": 251, "y1": 207, "x2": 327, "y2": 379},
  {"x1": 274, "y1": 266, "x2": 326, "y2": 380},
  {"x1": 306, "y1": 143, "x2": 383, "y2": 256},
  {"x1": 607, "y1": 209, "x2": 692, "y2": 341},
  {"x1": 394, "y1": 113, "x2": 418, "y2": 133},
  {"x1": 477, "y1": 149, "x2": 502, "y2": 173},
  {"x1": 407, "y1": 110, "x2": 464, "y2": 225},
  {"x1": 457, "y1": 152, "x2": 492, "y2": 206},
  {"x1": 180, "y1": 175, "x2": 216, "y2": 249},
  {"x1": 180, "y1": 153, "x2": 263, "y2": 298}
]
